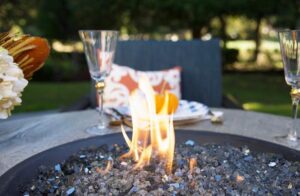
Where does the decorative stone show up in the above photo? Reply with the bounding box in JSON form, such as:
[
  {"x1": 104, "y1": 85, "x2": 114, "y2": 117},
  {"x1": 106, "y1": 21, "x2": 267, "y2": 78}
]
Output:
[
  {"x1": 252, "y1": 186, "x2": 258, "y2": 193},
  {"x1": 66, "y1": 187, "x2": 75, "y2": 195},
  {"x1": 185, "y1": 140, "x2": 195, "y2": 146},
  {"x1": 244, "y1": 156, "x2": 253, "y2": 161},
  {"x1": 169, "y1": 183, "x2": 180, "y2": 189},
  {"x1": 242, "y1": 148, "x2": 250, "y2": 155},
  {"x1": 214, "y1": 175, "x2": 222, "y2": 182},
  {"x1": 54, "y1": 164, "x2": 61, "y2": 172},
  {"x1": 268, "y1": 162, "x2": 276, "y2": 167},
  {"x1": 19, "y1": 142, "x2": 300, "y2": 195}
]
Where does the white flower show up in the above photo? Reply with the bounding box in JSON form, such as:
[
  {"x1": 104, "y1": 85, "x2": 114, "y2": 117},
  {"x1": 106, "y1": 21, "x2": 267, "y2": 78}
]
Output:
[{"x1": 0, "y1": 47, "x2": 28, "y2": 119}]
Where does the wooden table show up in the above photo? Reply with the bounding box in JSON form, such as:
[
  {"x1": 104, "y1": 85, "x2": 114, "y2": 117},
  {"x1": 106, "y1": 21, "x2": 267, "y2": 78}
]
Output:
[{"x1": 0, "y1": 109, "x2": 299, "y2": 176}]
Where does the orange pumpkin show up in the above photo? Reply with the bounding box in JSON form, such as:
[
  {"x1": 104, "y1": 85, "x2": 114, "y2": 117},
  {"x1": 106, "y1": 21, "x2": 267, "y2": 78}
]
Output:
[{"x1": 155, "y1": 91, "x2": 179, "y2": 114}]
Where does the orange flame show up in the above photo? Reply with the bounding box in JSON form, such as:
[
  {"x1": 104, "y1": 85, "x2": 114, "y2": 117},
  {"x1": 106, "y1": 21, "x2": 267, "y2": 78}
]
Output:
[
  {"x1": 96, "y1": 159, "x2": 113, "y2": 175},
  {"x1": 189, "y1": 157, "x2": 197, "y2": 173},
  {"x1": 121, "y1": 76, "x2": 175, "y2": 174}
]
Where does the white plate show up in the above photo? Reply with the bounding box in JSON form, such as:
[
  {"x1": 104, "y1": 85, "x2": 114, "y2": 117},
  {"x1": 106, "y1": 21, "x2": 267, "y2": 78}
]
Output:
[
  {"x1": 173, "y1": 100, "x2": 209, "y2": 121},
  {"x1": 114, "y1": 100, "x2": 209, "y2": 122}
]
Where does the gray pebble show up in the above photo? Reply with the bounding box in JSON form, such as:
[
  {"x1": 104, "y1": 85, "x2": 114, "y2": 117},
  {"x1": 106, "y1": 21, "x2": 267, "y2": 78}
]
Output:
[
  {"x1": 66, "y1": 187, "x2": 75, "y2": 195},
  {"x1": 54, "y1": 164, "x2": 61, "y2": 172},
  {"x1": 244, "y1": 156, "x2": 253, "y2": 161},
  {"x1": 169, "y1": 183, "x2": 180, "y2": 189},
  {"x1": 185, "y1": 140, "x2": 195, "y2": 146},
  {"x1": 215, "y1": 175, "x2": 222, "y2": 182},
  {"x1": 268, "y1": 162, "x2": 276, "y2": 167}
]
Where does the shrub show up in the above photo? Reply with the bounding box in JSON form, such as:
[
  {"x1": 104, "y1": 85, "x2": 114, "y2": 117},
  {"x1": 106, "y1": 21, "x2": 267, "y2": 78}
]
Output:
[{"x1": 32, "y1": 52, "x2": 89, "y2": 81}]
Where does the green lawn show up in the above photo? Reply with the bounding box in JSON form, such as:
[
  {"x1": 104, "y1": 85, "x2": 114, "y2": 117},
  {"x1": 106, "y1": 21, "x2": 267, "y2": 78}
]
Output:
[
  {"x1": 14, "y1": 82, "x2": 90, "y2": 113},
  {"x1": 223, "y1": 73, "x2": 291, "y2": 116},
  {"x1": 13, "y1": 74, "x2": 292, "y2": 117}
]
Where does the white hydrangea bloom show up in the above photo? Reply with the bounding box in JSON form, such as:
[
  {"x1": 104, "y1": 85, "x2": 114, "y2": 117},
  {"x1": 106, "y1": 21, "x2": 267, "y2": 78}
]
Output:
[{"x1": 0, "y1": 47, "x2": 28, "y2": 119}]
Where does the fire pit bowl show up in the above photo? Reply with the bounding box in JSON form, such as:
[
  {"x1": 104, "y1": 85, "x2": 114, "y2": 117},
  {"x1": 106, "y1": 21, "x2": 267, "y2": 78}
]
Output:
[{"x1": 0, "y1": 130, "x2": 299, "y2": 195}]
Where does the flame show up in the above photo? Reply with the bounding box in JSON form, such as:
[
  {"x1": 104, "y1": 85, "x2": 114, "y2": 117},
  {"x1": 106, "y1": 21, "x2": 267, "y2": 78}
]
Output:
[
  {"x1": 96, "y1": 159, "x2": 113, "y2": 175},
  {"x1": 189, "y1": 157, "x2": 197, "y2": 173},
  {"x1": 121, "y1": 76, "x2": 175, "y2": 174}
]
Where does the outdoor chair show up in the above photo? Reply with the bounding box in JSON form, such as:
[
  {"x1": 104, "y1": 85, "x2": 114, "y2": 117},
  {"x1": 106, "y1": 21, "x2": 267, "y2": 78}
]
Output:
[{"x1": 63, "y1": 39, "x2": 233, "y2": 111}]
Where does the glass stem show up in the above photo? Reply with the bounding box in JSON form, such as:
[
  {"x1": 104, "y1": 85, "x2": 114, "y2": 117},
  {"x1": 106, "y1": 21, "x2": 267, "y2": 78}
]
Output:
[
  {"x1": 289, "y1": 88, "x2": 299, "y2": 141},
  {"x1": 96, "y1": 81, "x2": 105, "y2": 128}
]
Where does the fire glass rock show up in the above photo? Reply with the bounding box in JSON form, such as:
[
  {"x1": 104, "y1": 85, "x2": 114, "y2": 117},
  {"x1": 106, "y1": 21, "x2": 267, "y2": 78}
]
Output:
[
  {"x1": 54, "y1": 164, "x2": 61, "y2": 172},
  {"x1": 66, "y1": 187, "x2": 75, "y2": 195},
  {"x1": 19, "y1": 142, "x2": 300, "y2": 195}
]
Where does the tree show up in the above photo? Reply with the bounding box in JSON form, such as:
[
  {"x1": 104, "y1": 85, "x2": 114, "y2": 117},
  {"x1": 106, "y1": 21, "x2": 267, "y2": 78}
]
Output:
[
  {"x1": 37, "y1": 0, "x2": 74, "y2": 40},
  {"x1": 210, "y1": 0, "x2": 243, "y2": 49},
  {"x1": 273, "y1": 0, "x2": 300, "y2": 29},
  {"x1": 243, "y1": 0, "x2": 285, "y2": 61},
  {"x1": 0, "y1": 0, "x2": 39, "y2": 33},
  {"x1": 142, "y1": 0, "x2": 217, "y2": 39},
  {"x1": 36, "y1": 0, "x2": 127, "y2": 41}
]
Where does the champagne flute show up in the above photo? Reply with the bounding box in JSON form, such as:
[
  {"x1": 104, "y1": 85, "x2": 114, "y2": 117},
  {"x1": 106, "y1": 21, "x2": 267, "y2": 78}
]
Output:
[
  {"x1": 79, "y1": 30, "x2": 118, "y2": 134},
  {"x1": 277, "y1": 29, "x2": 300, "y2": 147}
]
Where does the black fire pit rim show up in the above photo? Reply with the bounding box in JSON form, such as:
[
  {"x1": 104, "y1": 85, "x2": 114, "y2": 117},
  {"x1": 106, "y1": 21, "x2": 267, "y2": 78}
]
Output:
[
  {"x1": 0, "y1": 130, "x2": 299, "y2": 195},
  {"x1": 1, "y1": 130, "x2": 300, "y2": 177}
]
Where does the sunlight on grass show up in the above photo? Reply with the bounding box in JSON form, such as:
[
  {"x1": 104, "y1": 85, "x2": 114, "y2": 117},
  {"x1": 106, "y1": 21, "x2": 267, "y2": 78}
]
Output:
[
  {"x1": 227, "y1": 40, "x2": 280, "y2": 51},
  {"x1": 243, "y1": 102, "x2": 291, "y2": 116},
  {"x1": 227, "y1": 40, "x2": 281, "y2": 69},
  {"x1": 223, "y1": 73, "x2": 292, "y2": 117},
  {"x1": 261, "y1": 40, "x2": 280, "y2": 51},
  {"x1": 227, "y1": 40, "x2": 255, "y2": 50}
]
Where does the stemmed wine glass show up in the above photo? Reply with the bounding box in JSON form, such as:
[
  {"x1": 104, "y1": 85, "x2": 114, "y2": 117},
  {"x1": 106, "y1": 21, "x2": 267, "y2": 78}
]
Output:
[
  {"x1": 79, "y1": 30, "x2": 118, "y2": 134},
  {"x1": 277, "y1": 29, "x2": 300, "y2": 147}
]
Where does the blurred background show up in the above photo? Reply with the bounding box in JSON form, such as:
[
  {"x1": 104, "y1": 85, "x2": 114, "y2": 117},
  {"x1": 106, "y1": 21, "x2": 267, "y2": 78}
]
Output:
[{"x1": 1, "y1": 0, "x2": 299, "y2": 116}]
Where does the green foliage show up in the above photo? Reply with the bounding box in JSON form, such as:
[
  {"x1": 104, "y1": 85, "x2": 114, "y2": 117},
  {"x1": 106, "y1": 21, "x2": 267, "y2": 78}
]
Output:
[
  {"x1": 2, "y1": 0, "x2": 299, "y2": 40},
  {"x1": 1, "y1": 0, "x2": 300, "y2": 72},
  {"x1": 0, "y1": 0, "x2": 39, "y2": 33},
  {"x1": 36, "y1": 0, "x2": 127, "y2": 40},
  {"x1": 273, "y1": 0, "x2": 300, "y2": 29},
  {"x1": 37, "y1": 0, "x2": 74, "y2": 40},
  {"x1": 32, "y1": 52, "x2": 87, "y2": 81},
  {"x1": 69, "y1": 0, "x2": 126, "y2": 30},
  {"x1": 222, "y1": 48, "x2": 239, "y2": 68}
]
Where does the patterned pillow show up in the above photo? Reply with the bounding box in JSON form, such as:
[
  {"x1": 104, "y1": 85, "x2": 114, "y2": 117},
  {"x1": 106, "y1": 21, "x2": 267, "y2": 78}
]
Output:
[{"x1": 104, "y1": 64, "x2": 181, "y2": 107}]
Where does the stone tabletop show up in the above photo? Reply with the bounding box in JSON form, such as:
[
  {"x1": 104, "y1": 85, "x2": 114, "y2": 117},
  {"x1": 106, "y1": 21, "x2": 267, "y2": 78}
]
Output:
[{"x1": 0, "y1": 108, "x2": 299, "y2": 176}]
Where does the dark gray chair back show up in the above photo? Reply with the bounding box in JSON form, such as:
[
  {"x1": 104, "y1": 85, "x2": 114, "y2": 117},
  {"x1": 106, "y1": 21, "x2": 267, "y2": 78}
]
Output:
[{"x1": 112, "y1": 39, "x2": 222, "y2": 107}]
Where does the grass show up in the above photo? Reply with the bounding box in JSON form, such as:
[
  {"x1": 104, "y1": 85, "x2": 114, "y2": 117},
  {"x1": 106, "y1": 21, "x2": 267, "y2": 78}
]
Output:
[
  {"x1": 14, "y1": 82, "x2": 90, "y2": 113},
  {"x1": 223, "y1": 73, "x2": 291, "y2": 116},
  {"x1": 227, "y1": 40, "x2": 280, "y2": 51},
  {"x1": 13, "y1": 73, "x2": 292, "y2": 117},
  {"x1": 222, "y1": 40, "x2": 290, "y2": 116}
]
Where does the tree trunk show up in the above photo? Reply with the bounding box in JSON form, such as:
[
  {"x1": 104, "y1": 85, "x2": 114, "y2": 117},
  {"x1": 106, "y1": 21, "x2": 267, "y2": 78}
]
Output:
[
  {"x1": 192, "y1": 26, "x2": 201, "y2": 39},
  {"x1": 219, "y1": 15, "x2": 227, "y2": 49},
  {"x1": 253, "y1": 16, "x2": 262, "y2": 61}
]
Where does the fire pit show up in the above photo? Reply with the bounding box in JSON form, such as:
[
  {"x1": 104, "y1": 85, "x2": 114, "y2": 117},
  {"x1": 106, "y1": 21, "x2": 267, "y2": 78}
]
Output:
[
  {"x1": 0, "y1": 130, "x2": 299, "y2": 195},
  {"x1": 1, "y1": 77, "x2": 299, "y2": 195}
]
